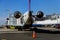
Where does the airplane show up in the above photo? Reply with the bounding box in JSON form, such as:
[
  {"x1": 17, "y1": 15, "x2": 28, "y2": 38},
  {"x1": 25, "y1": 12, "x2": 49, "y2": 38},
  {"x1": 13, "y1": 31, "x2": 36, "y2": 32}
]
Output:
[
  {"x1": 6, "y1": 10, "x2": 60, "y2": 30},
  {"x1": 32, "y1": 14, "x2": 60, "y2": 29},
  {"x1": 6, "y1": 0, "x2": 44, "y2": 30},
  {"x1": 6, "y1": 10, "x2": 44, "y2": 30},
  {"x1": 6, "y1": 0, "x2": 60, "y2": 30}
]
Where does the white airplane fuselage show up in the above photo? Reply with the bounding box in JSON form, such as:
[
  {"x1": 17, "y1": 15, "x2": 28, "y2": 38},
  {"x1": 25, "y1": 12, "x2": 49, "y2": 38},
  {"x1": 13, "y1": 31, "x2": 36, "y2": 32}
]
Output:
[{"x1": 32, "y1": 14, "x2": 60, "y2": 28}]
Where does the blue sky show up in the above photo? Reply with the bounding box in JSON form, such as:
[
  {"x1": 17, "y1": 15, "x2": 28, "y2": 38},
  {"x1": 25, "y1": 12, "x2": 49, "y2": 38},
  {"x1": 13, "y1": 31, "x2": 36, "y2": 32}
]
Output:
[{"x1": 0, "y1": 0, "x2": 60, "y2": 25}]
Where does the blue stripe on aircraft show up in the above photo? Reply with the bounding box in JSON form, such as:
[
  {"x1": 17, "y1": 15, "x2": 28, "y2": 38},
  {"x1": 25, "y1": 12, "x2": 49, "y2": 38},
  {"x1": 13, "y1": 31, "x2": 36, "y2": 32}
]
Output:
[
  {"x1": 32, "y1": 24, "x2": 60, "y2": 27},
  {"x1": 32, "y1": 24, "x2": 44, "y2": 27}
]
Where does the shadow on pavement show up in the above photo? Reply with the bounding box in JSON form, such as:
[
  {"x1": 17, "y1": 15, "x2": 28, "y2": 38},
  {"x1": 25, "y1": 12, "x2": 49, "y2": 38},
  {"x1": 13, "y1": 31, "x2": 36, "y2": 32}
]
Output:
[{"x1": 30, "y1": 28, "x2": 60, "y2": 34}]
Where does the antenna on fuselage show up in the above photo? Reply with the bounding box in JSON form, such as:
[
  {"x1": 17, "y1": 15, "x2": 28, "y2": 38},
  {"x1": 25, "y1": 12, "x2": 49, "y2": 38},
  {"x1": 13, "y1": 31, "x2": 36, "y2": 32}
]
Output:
[
  {"x1": 28, "y1": 0, "x2": 31, "y2": 11},
  {"x1": 28, "y1": 0, "x2": 32, "y2": 16}
]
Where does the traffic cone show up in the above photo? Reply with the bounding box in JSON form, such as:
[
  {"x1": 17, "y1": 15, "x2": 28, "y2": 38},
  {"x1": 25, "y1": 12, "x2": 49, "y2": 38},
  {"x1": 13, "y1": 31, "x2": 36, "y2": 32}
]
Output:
[{"x1": 32, "y1": 31, "x2": 37, "y2": 39}]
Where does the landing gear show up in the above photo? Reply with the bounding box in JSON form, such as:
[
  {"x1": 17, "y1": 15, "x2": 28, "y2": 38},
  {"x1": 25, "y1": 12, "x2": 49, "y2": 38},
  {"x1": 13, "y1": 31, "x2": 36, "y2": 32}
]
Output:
[
  {"x1": 6, "y1": 25, "x2": 10, "y2": 29},
  {"x1": 15, "y1": 26, "x2": 24, "y2": 31}
]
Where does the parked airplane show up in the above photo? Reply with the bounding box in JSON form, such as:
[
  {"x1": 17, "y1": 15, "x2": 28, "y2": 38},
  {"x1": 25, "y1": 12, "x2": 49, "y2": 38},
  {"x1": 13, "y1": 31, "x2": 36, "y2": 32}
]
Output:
[
  {"x1": 6, "y1": 0, "x2": 44, "y2": 30},
  {"x1": 6, "y1": 10, "x2": 44, "y2": 30},
  {"x1": 6, "y1": 0, "x2": 60, "y2": 30},
  {"x1": 32, "y1": 14, "x2": 60, "y2": 28}
]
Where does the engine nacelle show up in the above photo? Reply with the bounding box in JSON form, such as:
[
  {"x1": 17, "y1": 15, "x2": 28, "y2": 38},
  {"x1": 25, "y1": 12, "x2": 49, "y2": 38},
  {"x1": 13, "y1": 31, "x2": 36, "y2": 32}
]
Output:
[
  {"x1": 36, "y1": 11, "x2": 44, "y2": 18},
  {"x1": 14, "y1": 11, "x2": 22, "y2": 19}
]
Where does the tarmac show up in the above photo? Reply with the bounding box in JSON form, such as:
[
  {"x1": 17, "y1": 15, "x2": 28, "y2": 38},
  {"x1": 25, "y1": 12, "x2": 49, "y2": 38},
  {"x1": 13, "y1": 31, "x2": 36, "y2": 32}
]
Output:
[
  {"x1": 36, "y1": 33, "x2": 60, "y2": 40},
  {"x1": 0, "y1": 31, "x2": 33, "y2": 40},
  {"x1": 36, "y1": 27, "x2": 60, "y2": 31},
  {"x1": 0, "y1": 33, "x2": 33, "y2": 40},
  {"x1": 0, "y1": 31, "x2": 60, "y2": 40},
  {"x1": 0, "y1": 28, "x2": 60, "y2": 40},
  {"x1": 0, "y1": 29, "x2": 33, "y2": 40}
]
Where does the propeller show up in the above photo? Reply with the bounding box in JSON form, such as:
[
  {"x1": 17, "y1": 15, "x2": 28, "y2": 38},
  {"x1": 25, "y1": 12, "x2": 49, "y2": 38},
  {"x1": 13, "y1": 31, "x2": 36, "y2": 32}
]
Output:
[
  {"x1": 14, "y1": 11, "x2": 22, "y2": 19},
  {"x1": 36, "y1": 11, "x2": 44, "y2": 18}
]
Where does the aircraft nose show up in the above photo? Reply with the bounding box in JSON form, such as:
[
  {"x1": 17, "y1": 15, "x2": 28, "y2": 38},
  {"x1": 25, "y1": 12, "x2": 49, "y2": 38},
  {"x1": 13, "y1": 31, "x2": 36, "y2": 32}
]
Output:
[{"x1": 29, "y1": 11, "x2": 32, "y2": 16}]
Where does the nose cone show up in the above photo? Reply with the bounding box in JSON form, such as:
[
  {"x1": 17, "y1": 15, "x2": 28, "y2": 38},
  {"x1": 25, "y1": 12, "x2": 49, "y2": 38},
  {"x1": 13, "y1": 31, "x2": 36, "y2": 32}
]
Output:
[
  {"x1": 26, "y1": 11, "x2": 33, "y2": 24},
  {"x1": 29, "y1": 11, "x2": 32, "y2": 16}
]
